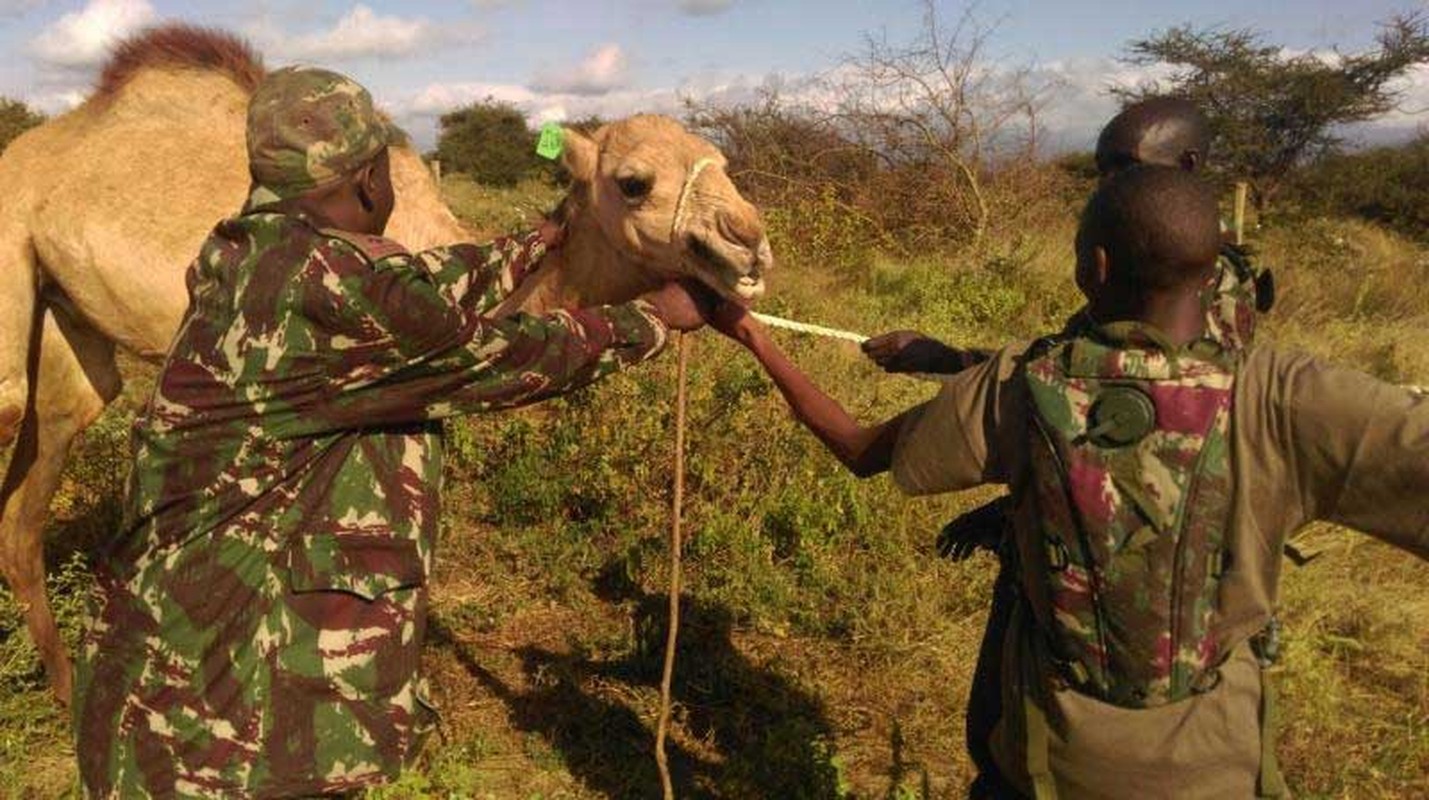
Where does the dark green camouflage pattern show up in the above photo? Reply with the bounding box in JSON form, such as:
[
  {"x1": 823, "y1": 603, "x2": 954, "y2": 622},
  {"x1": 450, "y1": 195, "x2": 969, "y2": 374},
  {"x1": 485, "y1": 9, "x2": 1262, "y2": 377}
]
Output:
[
  {"x1": 73, "y1": 212, "x2": 666, "y2": 798},
  {"x1": 1023, "y1": 322, "x2": 1235, "y2": 708},
  {"x1": 245, "y1": 66, "x2": 400, "y2": 212},
  {"x1": 1204, "y1": 243, "x2": 1269, "y2": 352}
]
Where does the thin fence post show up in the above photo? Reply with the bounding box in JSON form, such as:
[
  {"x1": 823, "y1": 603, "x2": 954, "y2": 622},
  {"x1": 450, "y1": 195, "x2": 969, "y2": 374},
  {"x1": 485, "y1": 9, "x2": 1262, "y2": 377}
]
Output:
[
  {"x1": 1233, "y1": 181, "x2": 1249, "y2": 246},
  {"x1": 431, "y1": 159, "x2": 442, "y2": 188}
]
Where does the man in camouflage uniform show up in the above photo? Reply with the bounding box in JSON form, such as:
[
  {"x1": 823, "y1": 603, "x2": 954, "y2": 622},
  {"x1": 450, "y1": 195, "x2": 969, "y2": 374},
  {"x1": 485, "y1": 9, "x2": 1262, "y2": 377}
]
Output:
[
  {"x1": 72, "y1": 66, "x2": 705, "y2": 798},
  {"x1": 704, "y1": 166, "x2": 1427, "y2": 797},
  {"x1": 860, "y1": 97, "x2": 1275, "y2": 793}
]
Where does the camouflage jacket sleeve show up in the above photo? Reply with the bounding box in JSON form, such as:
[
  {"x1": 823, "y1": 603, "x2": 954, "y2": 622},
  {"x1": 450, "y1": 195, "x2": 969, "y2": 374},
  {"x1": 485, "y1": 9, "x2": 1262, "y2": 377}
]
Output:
[
  {"x1": 272, "y1": 236, "x2": 668, "y2": 436},
  {"x1": 410, "y1": 230, "x2": 550, "y2": 313}
]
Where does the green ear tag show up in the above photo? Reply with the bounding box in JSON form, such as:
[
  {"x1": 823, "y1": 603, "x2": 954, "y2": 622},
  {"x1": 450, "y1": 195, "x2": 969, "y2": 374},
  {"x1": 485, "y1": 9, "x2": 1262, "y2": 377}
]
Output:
[{"x1": 536, "y1": 123, "x2": 565, "y2": 160}]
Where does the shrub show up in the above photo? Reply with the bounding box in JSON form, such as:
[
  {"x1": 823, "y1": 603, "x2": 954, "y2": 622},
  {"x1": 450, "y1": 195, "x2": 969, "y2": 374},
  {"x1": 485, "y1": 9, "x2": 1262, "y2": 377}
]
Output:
[
  {"x1": 0, "y1": 97, "x2": 44, "y2": 155},
  {"x1": 435, "y1": 100, "x2": 545, "y2": 187},
  {"x1": 1284, "y1": 134, "x2": 1429, "y2": 243}
]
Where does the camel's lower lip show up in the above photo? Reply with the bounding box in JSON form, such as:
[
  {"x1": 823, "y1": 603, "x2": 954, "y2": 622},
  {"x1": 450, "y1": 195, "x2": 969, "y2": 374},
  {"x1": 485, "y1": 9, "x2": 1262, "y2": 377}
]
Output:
[{"x1": 732, "y1": 276, "x2": 765, "y2": 300}]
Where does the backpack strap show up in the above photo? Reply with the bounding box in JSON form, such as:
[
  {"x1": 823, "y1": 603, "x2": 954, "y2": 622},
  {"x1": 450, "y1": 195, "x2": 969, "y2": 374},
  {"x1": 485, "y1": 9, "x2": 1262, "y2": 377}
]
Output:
[
  {"x1": 1024, "y1": 695, "x2": 1059, "y2": 800},
  {"x1": 1251, "y1": 618, "x2": 1289, "y2": 798},
  {"x1": 1256, "y1": 671, "x2": 1288, "y2": 798}
]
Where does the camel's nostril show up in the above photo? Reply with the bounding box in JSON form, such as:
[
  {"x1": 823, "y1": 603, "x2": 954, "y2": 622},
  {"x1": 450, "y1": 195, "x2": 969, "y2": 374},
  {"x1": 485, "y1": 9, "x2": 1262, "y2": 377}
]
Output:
[{"x1": 717, "y1": 211, "x2": 764, "y2": 252}]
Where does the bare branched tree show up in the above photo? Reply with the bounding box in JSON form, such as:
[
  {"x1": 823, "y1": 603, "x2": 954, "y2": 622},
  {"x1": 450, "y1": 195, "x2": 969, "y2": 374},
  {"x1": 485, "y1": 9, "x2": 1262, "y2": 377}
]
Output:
[{"x1": 830, "y1": 0, "x2": 1056, "y2": 246}]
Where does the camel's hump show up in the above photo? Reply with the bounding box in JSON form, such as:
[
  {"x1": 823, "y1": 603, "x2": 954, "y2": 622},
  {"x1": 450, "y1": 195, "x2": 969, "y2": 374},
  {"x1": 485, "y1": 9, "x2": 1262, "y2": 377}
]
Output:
[{"x1": 97, "y1": 24, "x2": 265, "y2": 102}]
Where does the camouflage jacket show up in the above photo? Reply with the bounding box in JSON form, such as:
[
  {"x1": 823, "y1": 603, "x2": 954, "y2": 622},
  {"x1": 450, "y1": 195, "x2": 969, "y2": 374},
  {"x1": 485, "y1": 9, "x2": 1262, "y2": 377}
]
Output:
[{"x1": 73, "y1": 211, "x2": 667, "y2": 798}]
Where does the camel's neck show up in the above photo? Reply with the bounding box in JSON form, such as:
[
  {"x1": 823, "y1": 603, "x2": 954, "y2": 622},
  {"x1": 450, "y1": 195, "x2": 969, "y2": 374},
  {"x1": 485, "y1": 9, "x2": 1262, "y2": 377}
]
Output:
[{"x1": 520, "y1": 200, "x2": 663, "y2": 313}]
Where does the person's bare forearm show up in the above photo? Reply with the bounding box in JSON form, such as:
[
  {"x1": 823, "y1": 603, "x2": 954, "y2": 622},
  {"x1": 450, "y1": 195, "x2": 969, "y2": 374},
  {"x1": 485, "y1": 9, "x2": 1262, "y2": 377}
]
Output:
[{"x1": 743, "y1": 327, "x2": 902, "y2": 478}]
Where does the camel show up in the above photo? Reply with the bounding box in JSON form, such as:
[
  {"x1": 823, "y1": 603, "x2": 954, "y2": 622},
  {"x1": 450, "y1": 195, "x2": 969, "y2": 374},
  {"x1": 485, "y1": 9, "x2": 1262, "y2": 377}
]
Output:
[{"x1": 0, "y1": 24, "x2": 772, "y2": 705}]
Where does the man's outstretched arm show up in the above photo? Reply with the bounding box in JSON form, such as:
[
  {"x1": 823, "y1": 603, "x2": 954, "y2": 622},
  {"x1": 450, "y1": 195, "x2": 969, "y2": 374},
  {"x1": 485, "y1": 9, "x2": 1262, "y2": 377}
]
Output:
[
  {"x1": 862, "y1": 330, "x2": 993, "y2": 375},
  {"x1": 712, "y1": 303, "x2": 908, "y2": 478}
]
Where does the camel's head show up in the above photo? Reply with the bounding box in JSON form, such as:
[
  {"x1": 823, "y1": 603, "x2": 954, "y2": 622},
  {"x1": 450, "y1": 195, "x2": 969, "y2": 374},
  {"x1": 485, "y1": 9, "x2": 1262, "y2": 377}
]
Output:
[{"x1": 559, "y1": 115, "x2": 770, "y2": 301}]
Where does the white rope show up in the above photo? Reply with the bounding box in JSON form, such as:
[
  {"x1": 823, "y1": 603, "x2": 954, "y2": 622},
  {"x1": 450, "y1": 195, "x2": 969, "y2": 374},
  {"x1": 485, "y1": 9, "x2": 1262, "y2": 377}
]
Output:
[
  {"x1": 739, "y1": 315, "x2": 1428, "y2": 397},
  {"x1": 749, "y1": 311, "x2": 869, "y2": 344}
]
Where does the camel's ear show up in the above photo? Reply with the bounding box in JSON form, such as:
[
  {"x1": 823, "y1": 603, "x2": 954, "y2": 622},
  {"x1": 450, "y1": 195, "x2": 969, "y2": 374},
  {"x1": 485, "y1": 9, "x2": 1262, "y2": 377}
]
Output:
[{"x1": 561, "y1": 127, "x2": 599, "y2": 183}]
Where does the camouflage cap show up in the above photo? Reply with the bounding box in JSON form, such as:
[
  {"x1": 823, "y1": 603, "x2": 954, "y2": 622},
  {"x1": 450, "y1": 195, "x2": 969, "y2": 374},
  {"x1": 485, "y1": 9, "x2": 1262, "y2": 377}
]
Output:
[{"x1": 245, "y1": 66, "x2": 399, "y2": 212}]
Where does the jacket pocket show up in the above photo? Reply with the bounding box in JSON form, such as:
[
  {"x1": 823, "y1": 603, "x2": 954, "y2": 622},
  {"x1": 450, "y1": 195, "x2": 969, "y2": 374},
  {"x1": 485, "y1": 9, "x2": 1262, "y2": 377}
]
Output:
[{"x1": 288, "y1": 531, "x2": 425, "y2": 601}]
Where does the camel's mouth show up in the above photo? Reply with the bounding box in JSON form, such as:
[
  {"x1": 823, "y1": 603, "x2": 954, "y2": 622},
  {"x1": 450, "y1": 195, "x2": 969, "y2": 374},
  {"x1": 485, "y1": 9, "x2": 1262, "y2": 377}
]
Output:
[{"x1": 685, "y1": 232, "x2": 769, "y2": 302}]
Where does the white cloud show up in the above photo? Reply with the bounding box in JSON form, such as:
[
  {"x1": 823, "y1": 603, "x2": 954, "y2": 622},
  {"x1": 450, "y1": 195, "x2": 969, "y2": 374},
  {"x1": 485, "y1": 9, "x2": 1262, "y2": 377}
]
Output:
[
  {"x1": 678, "y1": 0, "x2": 734, "y2": 16},
  {"x1": 391, "y1": 54, "x2": 1426, "y2": 156},
  {"x1": 28, "y1": 88, "x2": 88, "y2": 115},
  {"x1": 264, "y1": 4, "x2": 453, "y2": 61},
  {"x1": 1028, "y1": 58, "x2": 1175, "y2": 152},
  {"x1": 1364, "y1": 62, "x2": 1429, "y2": 141},
  {"x1": 29, "y1": 0, "x2": 158, "y2": 69},
  {"x1": 400, "y1": 81, "x2": 537, "y2": 117},
  {"x1": 530, "y1": 43, "x2": 630, "y2": 97}
]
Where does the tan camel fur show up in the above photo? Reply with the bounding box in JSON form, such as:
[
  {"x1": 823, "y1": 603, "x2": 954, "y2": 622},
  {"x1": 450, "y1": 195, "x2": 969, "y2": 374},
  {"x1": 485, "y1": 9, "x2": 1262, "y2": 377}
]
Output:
[{"x1": 0, "y1": 24, "x2": 771, "y2": 704}]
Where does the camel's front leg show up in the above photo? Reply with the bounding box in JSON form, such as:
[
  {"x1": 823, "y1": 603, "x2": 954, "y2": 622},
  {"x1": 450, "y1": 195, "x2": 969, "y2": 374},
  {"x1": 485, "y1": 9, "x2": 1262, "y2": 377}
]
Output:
[{"x1": 0, "y1": 303, "x2": 120, "y2": 706}]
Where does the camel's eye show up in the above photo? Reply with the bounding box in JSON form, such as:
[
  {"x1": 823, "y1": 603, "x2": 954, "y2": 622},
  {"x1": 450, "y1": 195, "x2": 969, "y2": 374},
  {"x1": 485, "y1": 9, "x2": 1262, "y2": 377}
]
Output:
[{"x1": 617, "y1": 175, "x2": 653, "y2": 200}]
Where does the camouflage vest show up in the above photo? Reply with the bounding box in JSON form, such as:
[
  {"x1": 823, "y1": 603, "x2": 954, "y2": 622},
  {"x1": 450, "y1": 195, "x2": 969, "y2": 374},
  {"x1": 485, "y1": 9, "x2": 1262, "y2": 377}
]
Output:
[{"x1": 1022, "y1": 324, "x2": 1235, "y2": 708}]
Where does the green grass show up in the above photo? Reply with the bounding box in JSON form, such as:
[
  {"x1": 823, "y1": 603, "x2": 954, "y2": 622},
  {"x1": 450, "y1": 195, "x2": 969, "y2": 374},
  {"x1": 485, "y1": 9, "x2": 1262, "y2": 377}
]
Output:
[{"x1": 1, "y1": 177, "x2": 1426, "y2": 798}]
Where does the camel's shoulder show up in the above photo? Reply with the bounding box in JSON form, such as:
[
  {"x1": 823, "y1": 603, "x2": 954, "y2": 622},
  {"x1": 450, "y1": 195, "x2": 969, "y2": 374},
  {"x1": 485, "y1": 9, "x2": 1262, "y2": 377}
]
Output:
[{"x1": 319, "y1": 228, "x2": 411, "y2": 265}]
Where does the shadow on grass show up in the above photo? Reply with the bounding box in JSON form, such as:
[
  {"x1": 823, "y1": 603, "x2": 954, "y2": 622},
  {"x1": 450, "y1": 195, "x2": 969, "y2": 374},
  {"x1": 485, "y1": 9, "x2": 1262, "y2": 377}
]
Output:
[{"x1": 429, "y1": 561, "x2": 847, "y2": 799}]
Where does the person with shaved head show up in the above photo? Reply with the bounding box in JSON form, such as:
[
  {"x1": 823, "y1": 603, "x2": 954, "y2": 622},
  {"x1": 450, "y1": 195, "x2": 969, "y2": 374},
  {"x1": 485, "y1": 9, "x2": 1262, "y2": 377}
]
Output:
[
  {"x1": 1093, "y1": 95, "x2": 1210, "y2": 174},
  {"x1": 704, "y1": 165, "x2": 1427, "y2": 797}
]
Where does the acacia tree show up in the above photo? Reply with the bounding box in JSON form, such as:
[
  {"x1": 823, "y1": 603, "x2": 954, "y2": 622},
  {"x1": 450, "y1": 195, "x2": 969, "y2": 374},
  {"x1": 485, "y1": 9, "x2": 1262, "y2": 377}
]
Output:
[
  {"x1": 0, "y1": 98, "x2": 44, "y2": 154},
  {"x1": 1119, "y1": 14, "x2": 1429, "y2": 209},
  {"x1": 831, "y1": 1, "x2": 1055, "y2": 247},
  {"x1": 435, "y1": 99, "x2": 541, "y2": 186}
]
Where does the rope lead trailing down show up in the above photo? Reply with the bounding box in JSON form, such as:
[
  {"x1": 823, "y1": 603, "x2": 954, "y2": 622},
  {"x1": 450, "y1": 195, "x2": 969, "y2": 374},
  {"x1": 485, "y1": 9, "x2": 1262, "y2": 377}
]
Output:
[{"x1": 654, "y1": 332, "x2": 689, "y2": 800}]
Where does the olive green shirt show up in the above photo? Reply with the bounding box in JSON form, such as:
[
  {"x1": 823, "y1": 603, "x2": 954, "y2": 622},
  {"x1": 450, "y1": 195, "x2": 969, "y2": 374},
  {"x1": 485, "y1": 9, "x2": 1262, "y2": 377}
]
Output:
[{"x1": 891, "y1": 343, "x2": 1429, "y2": 798}]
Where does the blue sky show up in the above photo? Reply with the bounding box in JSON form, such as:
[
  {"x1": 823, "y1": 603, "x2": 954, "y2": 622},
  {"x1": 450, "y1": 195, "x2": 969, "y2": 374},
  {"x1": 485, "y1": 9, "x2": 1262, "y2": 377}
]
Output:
[{"x1": 2, "y1": 0, "x2": 1424, "y2": 151}]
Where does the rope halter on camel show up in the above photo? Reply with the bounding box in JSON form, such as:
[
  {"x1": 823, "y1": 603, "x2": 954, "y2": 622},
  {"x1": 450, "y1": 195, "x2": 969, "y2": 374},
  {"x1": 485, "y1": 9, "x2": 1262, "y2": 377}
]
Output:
[{"x1": 671, "y1": 156, "x2": 717, "y2": 243}]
